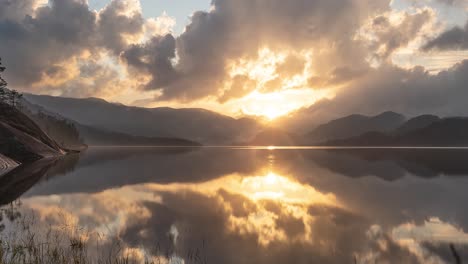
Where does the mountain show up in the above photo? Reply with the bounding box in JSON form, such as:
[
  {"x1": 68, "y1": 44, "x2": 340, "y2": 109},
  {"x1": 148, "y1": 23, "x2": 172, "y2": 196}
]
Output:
[
  {"x1": 305, "y1": 111, "x2": 406, "y2": 144},
  {"x1": 327, "y1": 117, "x2": 468, "y2": 146},
  {"x1": 0, "y1": 102, "x2": 66, "y2": 163},
  {"x1": 247, "y1": 128, "x2": 298, "y2": 146},
  {"x1": 20, "y1": 99, "x2": 86, "y2": 150},
  {"x1": 75, "y1": 123, "x2": 200, "y2": 146},
  {"x1": 25, "y1": 94, "x2": 261, "y2": 145},
  {"x1": 21, "y1": 98, "x2": 200, "y2": 147},
  {"x1": 395, "y1": 115, "x2": 440, "y2": 134}
]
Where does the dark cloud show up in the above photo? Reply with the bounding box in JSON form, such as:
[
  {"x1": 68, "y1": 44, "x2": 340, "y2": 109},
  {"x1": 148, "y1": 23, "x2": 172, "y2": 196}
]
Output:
[
  {"x1": 422, "y1": 21, "x2": 468, "y2": 51},
  {"x1": 122, "y1": 35, "x2": 178, "y2": 89},
  {"x1": 281, "y1": 60, "x2": 468, "y2": 129},
  {"x1": 0, "y1": 0, "x2": 38, "y2": 22},
  {"x1": 0, "y1": 0, "x2": 147, "y2": 95},
  {"x1": 308, "y1": 66, "x2": 368, "y2": 88},
  {"x1": 332, "y1": 60, "x2": 468, "y2": 117},
  {"x1": 96, "y1": 0, "x2": 145, "y2": 54},
  {"x1": 422, "y1": 242, "x2": 468, "y2": 263},
  {"x1": 0, "y1": 0, "x2": 96, "y2": 87}
]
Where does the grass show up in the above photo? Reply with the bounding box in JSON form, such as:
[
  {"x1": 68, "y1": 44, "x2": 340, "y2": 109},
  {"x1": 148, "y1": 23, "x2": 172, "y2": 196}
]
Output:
[{"x1": 0, "y1": 201, "x2": 206, "y2": 264}]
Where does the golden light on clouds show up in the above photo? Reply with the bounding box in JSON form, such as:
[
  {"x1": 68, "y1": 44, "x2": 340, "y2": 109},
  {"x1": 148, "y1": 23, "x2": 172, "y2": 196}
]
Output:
[
  {"x1": 239, "y1": 172, "x2": 331, "y2": 203},
  {"x1": 228, "y1": 48, "x2": 287, "y2": 82},
  {"x1": 143, "y1": 169, "x2": 340, "y2": 246},
  {"x1": 17, "y1": 169, "x2": 340, "y2": 247},
  {"x1": 219, "y1": 48, "x2": 332, "y2": 119},
  {"x1": 137, "y1": 48, "x2": 333, "y2": 120},
  {"x1": 3, "y1": 0, "x2": 468, "y2": 121}
]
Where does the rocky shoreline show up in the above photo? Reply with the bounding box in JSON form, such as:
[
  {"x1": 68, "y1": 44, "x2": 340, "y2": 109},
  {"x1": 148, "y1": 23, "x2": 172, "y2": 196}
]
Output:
[{"x1": 0, "y1": 153, "x2": 19, "y2": 176}]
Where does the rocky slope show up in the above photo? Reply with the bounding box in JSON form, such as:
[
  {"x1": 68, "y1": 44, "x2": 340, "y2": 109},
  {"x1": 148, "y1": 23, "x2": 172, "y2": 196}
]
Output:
[{"x1": 0, "y1": 103, "x2": 66, "y2": 164}]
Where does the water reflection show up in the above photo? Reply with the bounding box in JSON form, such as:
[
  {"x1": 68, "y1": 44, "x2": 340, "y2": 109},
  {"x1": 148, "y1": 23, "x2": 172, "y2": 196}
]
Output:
[{"x1": 2, "y1": 147, "x2": 468, "y2": 263}]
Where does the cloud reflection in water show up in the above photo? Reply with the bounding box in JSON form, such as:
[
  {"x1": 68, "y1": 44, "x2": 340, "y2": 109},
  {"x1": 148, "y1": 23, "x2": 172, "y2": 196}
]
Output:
[{"x1": 2, "y1": 147, "x2": 468, "y2": 263}]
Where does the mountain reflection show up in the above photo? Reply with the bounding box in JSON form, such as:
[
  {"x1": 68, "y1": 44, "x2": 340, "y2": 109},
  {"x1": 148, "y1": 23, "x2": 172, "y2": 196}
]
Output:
[{"x1": 2, "y1": 147, "x2": 468, "y2": 263}]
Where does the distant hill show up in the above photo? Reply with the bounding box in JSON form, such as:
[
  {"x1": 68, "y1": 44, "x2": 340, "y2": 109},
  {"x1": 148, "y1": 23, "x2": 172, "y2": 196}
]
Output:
[
  {"x1": 76, "y1": 123, "x2": 201, "y2": 146},
  {"x1": 20, "y1": 99, "x2": 86, "y2": 150},
  {"x1": 326, "y1": 117, "x2": 468, "y2": 146},
  {"x1": 247, "y1": 128, "x2": 298, "y2": 146},
  {"x1": 21, "y1": 98, "x2": 199, "y2": 147},
  {"x1": 395, "y1": 115, "x2": 440, "y2": 134},
  {"x1": 25, "y1": 94, "x2": 261, "y2": 145},
  {"x1": 305, "y1": 111, "x2": 406, "y2": 144},
  {"x1": 0, "y1": 103, "x2": 66, "y2": 163}
]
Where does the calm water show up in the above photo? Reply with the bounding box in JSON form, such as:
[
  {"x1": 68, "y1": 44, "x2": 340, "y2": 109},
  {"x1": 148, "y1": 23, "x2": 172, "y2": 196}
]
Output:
[{"x1": 2, "y1": 147, "x2": 468, "y2": 263}]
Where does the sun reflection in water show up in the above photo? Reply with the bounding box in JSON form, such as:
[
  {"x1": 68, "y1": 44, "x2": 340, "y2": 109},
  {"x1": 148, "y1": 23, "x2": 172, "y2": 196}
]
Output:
[
  {"x1": 242, "y1": 172, "x2": 286, "y2": 200},
  {"x1": 238, "y1": 171, "x2": 329, "y2": 205}
]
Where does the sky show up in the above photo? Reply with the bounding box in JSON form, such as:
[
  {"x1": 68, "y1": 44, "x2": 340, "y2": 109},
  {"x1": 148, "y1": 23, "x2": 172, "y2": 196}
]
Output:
[
  {"x1": 88, "y1": 0, "x2": 211, "y2": 34},
  {"x1": 0, "y1": 0, "x2": 467, "y2": 120}
]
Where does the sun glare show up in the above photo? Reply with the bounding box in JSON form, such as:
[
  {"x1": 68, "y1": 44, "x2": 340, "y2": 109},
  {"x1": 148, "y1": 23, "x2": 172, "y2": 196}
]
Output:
[
  {"x1": 240, "y1": 90, "x2": 327, "y2": 120},
  {"x1": 238, "y1": 172, "x2": 336, "y2": 204},
  {"x1": 224, "y1": 48, "x2": 332, "y2": 120}
]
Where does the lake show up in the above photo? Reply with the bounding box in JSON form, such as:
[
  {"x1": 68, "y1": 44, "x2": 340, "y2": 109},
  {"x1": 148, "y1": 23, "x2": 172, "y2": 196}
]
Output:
[{"x1": 1, "y1": 147, "x2": 468, "y2": 263}]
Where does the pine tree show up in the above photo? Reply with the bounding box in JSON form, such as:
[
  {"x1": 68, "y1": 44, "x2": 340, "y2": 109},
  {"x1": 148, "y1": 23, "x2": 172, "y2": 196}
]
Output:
[
  {"x1": 0, "y1": 57, "x2": 23, "y2": 108},
  {"x1": 0, "y1": 58, "x2": 7, "y2": 104}
]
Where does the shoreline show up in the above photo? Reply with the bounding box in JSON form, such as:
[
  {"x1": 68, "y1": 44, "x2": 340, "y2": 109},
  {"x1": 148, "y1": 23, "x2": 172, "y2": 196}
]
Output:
[{"x1": 0, "y1": 153, "x2": 19, "y2": 177}]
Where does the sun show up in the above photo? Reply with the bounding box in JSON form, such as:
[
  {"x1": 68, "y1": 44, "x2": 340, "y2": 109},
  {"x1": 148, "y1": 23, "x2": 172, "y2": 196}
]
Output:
[
  {"x1": 240, "y1": 90, "x2": 317, "y2": 120},
  {"x1": 256, "y1": 106, "x2": 289, "y2": 120},
  {"x1": 224, "y1": 48, "x2": 333, "y2": 120}
]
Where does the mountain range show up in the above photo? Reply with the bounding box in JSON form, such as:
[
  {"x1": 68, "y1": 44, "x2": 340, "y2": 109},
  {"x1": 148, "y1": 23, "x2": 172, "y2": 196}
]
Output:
[
  {"x1": 326, "y1": 117, "x2": 468, "y2": 146},
  {"x1": 7, "y1": 93, "x2": 468, "y2": 148},
  {"x1": 21, "y1": 97, "x2": 200, "y2": 147},
  {"x1": 304, "y1": 111, "x2": 407, "y2": 144},
  {"x1": 25, "y1": 94, "x2": 260, "y2": 145}
]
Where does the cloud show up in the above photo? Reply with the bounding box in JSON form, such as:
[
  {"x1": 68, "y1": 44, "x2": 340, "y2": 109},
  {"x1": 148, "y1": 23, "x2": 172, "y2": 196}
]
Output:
[
  {"x1": 435, "y1": 0, "x2": 468, "y2": 7},
  {"x1": 331, "y1": 60, "x2": 468, "y2": 117},
  {"x1": 121, "y1": 34, "x2": 178, "y2": 90},
  {"x1": 122, "y1": 0, "x2": 391, "y2": 101},
  {"x1": 0, "y1": 0, "x2": 40, "y2": 22},
  {"x1": 0, "y1": 0, "x2": 465, "y2": 117},
  {"x1": 163, "y1": 3, "x2": 433, "y2": 103},
  {"x1": 219, "y1": 75, "x2": 256, "y2": 103},
  {"x1": 0, "y1": 0, "x2": 168, "y2": 97},
  {"x1": 279, "y1": 59, "x2": 468, "y2": 129},
  {"x1": 0, "y1": 0, "x2": 95, "y2": 88},
  {"x1": 422, "y1": 20, "x2": 468, "y2": 51},
  {"x1": 95, "y1": 0, "x2": 145, "y2": 54}
]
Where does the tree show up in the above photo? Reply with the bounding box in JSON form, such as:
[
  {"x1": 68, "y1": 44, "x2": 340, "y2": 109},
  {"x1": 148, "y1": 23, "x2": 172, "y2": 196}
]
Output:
[
  {"x1": 10, "y1": 89, "x2": 22, "y2": 107},
  {"x1": 0, "y1": 58, "x2": 7, "y2": 103},
  {"x1": 0, "y1": 57, "x2": 23, "y2": 108}
]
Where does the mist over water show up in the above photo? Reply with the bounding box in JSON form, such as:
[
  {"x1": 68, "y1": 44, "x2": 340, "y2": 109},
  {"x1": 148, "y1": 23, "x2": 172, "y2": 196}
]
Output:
[{"x1": 2, "y1": 147, "x2": 468, "y2": 263}]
